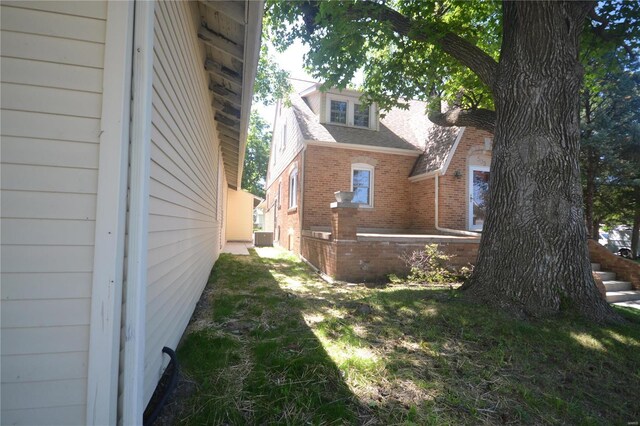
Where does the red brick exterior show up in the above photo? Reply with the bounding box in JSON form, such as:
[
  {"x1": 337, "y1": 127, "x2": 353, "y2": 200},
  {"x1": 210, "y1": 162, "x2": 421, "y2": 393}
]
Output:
[
  {"x1": 302, "y1": 234, "x2": 479, "y2": 282},
  {"x1": 265, "y1": 151, "x2": 303, "y2": 253},
  {"x1": 437, "y1": 127, "x2": 493, "y2": 229},
  {"x1": 408, "y1": 178, "x2": 436, "y2": 230},
  {"x1": 588, "y1": 239, "x2": 640, "y2": 290},
  {"x1": 331, "y1": 205, "x2": 358, "y2": 240},
  {"x1": 267, "y1": 127, "x2": 493, "y2": 281},
  {"x1": 303, "y1": 145, "x2": 417, "y2": 230}
]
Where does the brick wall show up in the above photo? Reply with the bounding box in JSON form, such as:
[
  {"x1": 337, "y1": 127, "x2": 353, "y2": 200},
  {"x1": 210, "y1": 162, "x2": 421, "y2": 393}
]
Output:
[
  {"x1": 265, "y1": 151, "x2": 303, "y2": 254},
  {"x1": 408, "y1": 177, "x2": 436, "y2": 230},
  {"x1": 303, "y1": 145, "x2": 418, "y2": 230},
  {"x1": 588, "y1": 239, "x2": 640, "y2": 290},
  {"x1": 438, "y1": 127, "x2": 494, "y2": 230},
  {"x1": 302, "y1": 235, "x2": 479, "y2": 282}
]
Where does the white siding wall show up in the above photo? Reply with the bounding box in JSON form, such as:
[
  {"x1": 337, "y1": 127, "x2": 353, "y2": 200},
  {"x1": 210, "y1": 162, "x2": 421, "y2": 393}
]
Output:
[
  {"x1": 0, "y1": 2, "x2": 107, "y2": 424},
  {"x1": 143, "y1": 1, "x2": 222, "y2": 404},
  {"x1": 305, "y1": 92, "x2": 322, "y2": 115},
  {"x1": 266, "y1": 107, "x2": 305, "y2": 188}
]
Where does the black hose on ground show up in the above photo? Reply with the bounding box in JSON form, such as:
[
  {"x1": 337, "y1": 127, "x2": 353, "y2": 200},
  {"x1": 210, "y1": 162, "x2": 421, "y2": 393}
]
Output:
[{"x1": 143, "y1": 346, "x2": 179, "y2": 426}]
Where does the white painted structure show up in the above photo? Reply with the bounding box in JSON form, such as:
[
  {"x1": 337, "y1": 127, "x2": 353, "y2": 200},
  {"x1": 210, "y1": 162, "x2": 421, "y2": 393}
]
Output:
[{"x1": 0, "y1": 1, "x2": 263, "y2": 424}]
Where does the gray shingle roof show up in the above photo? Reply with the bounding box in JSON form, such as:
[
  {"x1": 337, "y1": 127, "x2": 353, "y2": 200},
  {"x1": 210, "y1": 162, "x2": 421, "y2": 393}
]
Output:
[
  {"x1": 290, "y1": 92, "x2": 461, "y2": 177},
  {"x1": 291, "y1": 94, "x2": 422, "y2": 151},
  {"x1": 409, "y1": 125, "x2": 461, "y2": 177}
]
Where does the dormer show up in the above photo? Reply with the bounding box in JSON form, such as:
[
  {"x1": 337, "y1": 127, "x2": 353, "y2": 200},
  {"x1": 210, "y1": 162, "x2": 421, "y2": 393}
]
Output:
[{"x1": 300, "y1": 85, "x2": 379, "y2": 131}]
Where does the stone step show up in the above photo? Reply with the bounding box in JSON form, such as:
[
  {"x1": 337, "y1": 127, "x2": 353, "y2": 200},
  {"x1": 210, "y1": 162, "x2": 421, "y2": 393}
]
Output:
[
  {"x1": 606, "y1": 290, "x2": 640, "y2": 303},
  {"x1": 604, "y1": 281, "x2": 633, "y2": 292},
  {"x1": 595, "y1": 271, "x2": 616, "y2": 281},
  {"x1": 591, "y1": 263, "x2": 601, "y2": 271}
]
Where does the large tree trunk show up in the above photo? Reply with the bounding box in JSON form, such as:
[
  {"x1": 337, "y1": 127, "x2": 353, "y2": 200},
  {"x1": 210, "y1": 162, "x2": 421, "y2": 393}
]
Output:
[
  {"x1": 462, "y1": 2, "x2": 618, "y2": 322},
  {"x1": 632, "y1": 198, "x2": 640, "y2": 260},
  {"x1": 584, "y1": 148, "x2": 597, "y2": 239}
]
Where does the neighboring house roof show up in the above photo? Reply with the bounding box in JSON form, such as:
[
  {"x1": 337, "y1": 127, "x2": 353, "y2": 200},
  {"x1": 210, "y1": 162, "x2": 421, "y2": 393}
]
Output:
[{"x1": 291, "y1": 94, "x2": 422, "y2": 152}]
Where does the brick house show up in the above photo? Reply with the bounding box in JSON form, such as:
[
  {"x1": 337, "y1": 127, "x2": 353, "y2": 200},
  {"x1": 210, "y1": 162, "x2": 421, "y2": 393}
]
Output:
[{"x1": 264, "y1": 84, "x2": 494, "y2": 281}]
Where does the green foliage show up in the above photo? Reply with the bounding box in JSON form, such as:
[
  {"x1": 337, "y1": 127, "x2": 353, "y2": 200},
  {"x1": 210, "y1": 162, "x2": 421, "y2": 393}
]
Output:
[
  {"x1": 241, "y1": 112, "x2": 271, "y2": 198},
  {"x1": 403, "y1": 244, "x2": 471, "y2": 283},
  {"x1": 254, "y1": 43, "x2": 293, "y2": 105},
  {"x1": 264, "y1": 0, "x2": 501, "y2": 112}
]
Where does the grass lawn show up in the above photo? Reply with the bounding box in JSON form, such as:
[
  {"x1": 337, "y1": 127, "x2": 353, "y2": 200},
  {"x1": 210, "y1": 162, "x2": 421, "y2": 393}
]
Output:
[{"x1": 166, "y1": 248, "x2": 640, "y2": 425}]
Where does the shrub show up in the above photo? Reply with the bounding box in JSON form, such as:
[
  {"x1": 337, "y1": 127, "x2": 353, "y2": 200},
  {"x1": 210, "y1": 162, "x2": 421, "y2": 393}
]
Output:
[{"x1": 402, "y1": 244, "x2": 473, "y2": 283}]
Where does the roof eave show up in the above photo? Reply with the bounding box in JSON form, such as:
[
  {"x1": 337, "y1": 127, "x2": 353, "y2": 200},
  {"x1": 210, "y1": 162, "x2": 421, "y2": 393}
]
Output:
[{"x1": 236, "y1": 0, "x2": 264, "y2": 189}]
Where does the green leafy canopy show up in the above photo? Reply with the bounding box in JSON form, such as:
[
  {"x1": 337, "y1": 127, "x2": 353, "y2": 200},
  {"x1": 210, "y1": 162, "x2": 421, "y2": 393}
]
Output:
[
  {"x1": 264, "y1": 0, "x2": 501, "y2": 112},
  {"x1": 264, "y1": 0, "x2": 639, "y2": 114},
  {"x1": 242, "y1": 112, "x2": 272, "y2": 198}
]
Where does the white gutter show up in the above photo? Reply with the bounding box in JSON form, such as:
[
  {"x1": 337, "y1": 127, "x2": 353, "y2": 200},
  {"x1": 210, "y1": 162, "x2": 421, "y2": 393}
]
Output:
[
  {"x1": 305, "y1": 140, "x2": 421, "y2": 156},
  {"x1": 122, "y1": 1, "x2": 155, "y2": 424},
  {"x1": 299, "y1": 145, "x2": 306, "y2": 254},
  {"x1": 408, "y1": 169, "x2": 439, "y2": 182},
  {"x1": 435, "y1": 172, "x2": 481, "y2": 237},
  {"x1": 236, "y1": 0, "x2": 264, "y2": 188}
]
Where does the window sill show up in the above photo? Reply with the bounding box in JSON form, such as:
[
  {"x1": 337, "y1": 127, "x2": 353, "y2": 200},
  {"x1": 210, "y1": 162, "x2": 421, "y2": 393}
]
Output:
[{"x1": 288, "y1": 206, "x2": 298, "y2": 214}]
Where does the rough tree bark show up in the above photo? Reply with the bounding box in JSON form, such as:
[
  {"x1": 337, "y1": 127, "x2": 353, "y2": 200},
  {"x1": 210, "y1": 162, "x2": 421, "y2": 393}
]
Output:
[
  {"x1": 460, "y1": 2, "x2": 617, "y2": 322},
  {"x1": 299, "y1": 0, "x2": 621, "y2": 321},
  {"x1": 632, "y1": 190, "x2": 640, "y2": 260}
]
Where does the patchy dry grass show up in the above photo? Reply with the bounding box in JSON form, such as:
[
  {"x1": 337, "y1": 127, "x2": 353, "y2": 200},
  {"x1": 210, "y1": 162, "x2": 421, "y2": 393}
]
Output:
[{"x1": 165, "y1": 248, "x2": 640, "y2": 425}]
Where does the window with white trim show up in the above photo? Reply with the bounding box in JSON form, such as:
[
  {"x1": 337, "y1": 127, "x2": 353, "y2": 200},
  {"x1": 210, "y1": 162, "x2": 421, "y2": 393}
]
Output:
[
  {"x1": 277, "y1": 181, "x2": 281, "y2": 208},
  {"x1": 330, "y1": 100, "x2": 347, "y2": 124},
  {"x1": 289, "y1": 169, "x2": 298, "y2": 208},
  {"x1": 326, "y1": 95, "x2": 375, "y2": 129},
  {"x1": 351, "y1": 163, "x2": 374, "y2": 207},
  {"x1": 353, "y1": 103, "x2": 370, "y2": 127},
  {"x1": 280, "y1": 122, "x2": 287, "y2": 151}
]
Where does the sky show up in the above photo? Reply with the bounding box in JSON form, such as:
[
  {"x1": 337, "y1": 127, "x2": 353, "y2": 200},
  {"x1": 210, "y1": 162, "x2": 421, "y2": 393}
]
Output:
[{"x1": 254, "y1": 40, "x2": 316, "y2": 128}]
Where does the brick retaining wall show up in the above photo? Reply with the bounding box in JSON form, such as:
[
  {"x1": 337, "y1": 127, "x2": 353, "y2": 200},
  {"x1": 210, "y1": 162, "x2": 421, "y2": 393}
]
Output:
[
  {"x1": 302, "y1": 233, "x2": 479, "y2": 282},
  {"x1": 588, "y1": 239, "x2": 640, "y2": 290}
]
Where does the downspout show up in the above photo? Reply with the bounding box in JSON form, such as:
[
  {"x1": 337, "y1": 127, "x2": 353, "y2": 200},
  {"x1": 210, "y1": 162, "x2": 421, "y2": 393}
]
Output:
[
  {"x1": 435, "y1": 172, "x2": 481, "y2": 237},
  {"x1": 298, "y1": 145, "x2": 306, "y2": 254},
  {"x1": 123, "y1": 0, "x2": 155, "y2": 424}
]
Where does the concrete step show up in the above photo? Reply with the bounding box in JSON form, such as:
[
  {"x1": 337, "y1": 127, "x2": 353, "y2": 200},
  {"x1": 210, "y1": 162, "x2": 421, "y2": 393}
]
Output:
[
  {"x1": 612, "y1": 299, "x2": 640, "y2": 309},
  {"x1": 604, "y1": 281, "x2": 633, "y2": 292},
  {"x1": 606, "y1": 290, "x2": 640, "y2": 303},
  {"x1": 595, "y1": 271, "x2": 616, "y2": 281},
  {"x1": 591, "y1": 263, "x2": 601, "y2": 271}
]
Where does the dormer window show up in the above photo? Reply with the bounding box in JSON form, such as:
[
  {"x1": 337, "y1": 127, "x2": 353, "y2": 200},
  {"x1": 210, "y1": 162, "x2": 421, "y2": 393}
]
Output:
[
  {"x1": 326, "y1": 94, "x2": 375, "y2": 129},
  {"x1": 330, "y1": 100, "x2": 347, "y2": 124},
  {"x1": 354, "y1": 104, "x2": 370, "y2": 127}
]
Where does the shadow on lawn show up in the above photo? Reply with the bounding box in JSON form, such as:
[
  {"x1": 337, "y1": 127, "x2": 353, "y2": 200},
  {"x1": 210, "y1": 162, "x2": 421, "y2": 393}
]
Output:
[
  {"x1": 311, "y1": 287, "x2": 640, "y2": 424},
  {"x1": 172, "y1": 252, "x2": 366, "y2": 425},
  {"x1": 170, "y1": 249, "x2": 640, "y2": 425}
]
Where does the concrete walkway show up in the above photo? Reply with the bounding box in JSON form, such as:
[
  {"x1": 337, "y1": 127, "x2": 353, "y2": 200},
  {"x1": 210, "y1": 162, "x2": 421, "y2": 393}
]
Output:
[
  {"x1": 222, "y1": 241, "x2": 253, "y2": 256},
  {"x1": 613, "y1": 300, "x2": 640, "y2": 310}
]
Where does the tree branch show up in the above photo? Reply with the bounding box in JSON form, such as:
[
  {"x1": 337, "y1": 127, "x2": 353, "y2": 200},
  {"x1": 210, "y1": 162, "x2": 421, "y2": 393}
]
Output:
[
  {"x1": 428, "y1": 108, "x2": 496, "y2": 133},
  {"x1": 350, "y1": 1, "x2": 499, "y2": 91},
  {"x1": 588, "y1": 6, "x2": 636, "y2": 59}
]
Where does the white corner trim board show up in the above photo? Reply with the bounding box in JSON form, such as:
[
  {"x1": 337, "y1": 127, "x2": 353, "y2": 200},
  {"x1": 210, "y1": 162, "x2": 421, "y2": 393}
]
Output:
[
  {"x1": 440, "y1": 127, "x2": 466, "y2": 175},
  {"x1": 86, "y1": 2, "x2": 135, "y2": 425},
  {"x1": 122, "y1": 1, "x2": 155, "y2": 424}
]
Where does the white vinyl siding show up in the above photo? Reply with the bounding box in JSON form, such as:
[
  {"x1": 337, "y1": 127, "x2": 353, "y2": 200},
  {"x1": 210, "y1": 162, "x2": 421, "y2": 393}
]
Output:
[
  {"x1": 266, "y1": 107, "x2": 305, "y2": 188},
  {"x1": 0, "y1": 2, "x2": 107, "y2": 424},
  {"x1": 143, "y1": 1, "x2": 222, "y2": 405}
]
